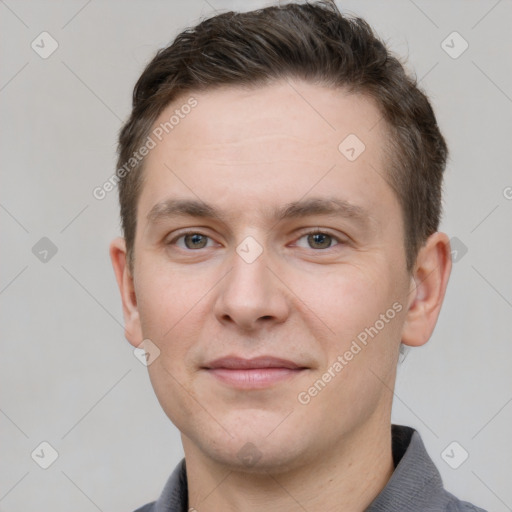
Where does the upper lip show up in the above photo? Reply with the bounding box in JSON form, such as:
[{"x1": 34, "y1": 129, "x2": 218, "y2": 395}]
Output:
[{"x1": 203, "y1": 356, "x2": 305, "y2": 370}]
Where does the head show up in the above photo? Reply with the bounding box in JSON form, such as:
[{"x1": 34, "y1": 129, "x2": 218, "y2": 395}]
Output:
[{"x1": 110, "y1": 1, "x2": 451, "y2": 473}]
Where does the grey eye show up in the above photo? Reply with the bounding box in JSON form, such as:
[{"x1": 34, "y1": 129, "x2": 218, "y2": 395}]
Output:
[
  {"x1": 183, "y1": 233, "x2": 209, "y2": 249},
  {"x1": 308, "y1": 233, "x2": 332, "y2": 249}
]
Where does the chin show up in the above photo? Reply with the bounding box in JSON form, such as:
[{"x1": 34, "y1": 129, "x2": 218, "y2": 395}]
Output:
[{"x1": 187, "y1": 422, "x2": 314, "y2": 475}]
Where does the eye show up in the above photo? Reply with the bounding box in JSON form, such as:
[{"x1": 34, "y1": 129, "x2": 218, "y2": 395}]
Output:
[
  {"x1": 295, "y1": 230, "x2": 343, "y2": 250},
  {"x1": 167, "y1": 229, "x2": 345, "y2": 252},
  {"x1": 169, "y1": 231, "x2": 215, "y2": 250}
]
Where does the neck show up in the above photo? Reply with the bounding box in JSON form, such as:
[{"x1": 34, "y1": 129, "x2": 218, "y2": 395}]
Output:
[{"x1": 184, "y1": 418, "x2": 394, "y2": 512}]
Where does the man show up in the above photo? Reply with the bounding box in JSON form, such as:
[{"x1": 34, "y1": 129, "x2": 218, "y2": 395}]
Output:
[{"x1": 110, "y1": 1, "x2": 486, "y2": 510}]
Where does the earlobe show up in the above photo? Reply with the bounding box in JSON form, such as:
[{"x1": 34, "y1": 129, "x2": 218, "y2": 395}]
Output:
[
  {"x1": 109, "y1": 237, "x2": 144, "y2": 347},
  {"x1": 401, "y1": 232, "x2": 452, "y2": 347}
]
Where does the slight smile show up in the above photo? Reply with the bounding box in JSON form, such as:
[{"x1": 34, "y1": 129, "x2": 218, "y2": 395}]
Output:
[{"x1": 202, "y1": 356, "x2": 309, "y2": 389}]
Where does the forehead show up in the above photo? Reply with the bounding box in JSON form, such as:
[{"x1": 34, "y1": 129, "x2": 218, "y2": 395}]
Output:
[
  {"x1": 155, "y1": 81, "x2": 385, "y2": 155},
  {"x1": 138, "y1": 79, "x2": 397, "y2": 227}
]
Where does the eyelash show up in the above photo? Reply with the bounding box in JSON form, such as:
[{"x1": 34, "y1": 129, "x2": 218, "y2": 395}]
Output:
[{"x1": 167, "y1": 229, "x2": 346, "y2": 251}]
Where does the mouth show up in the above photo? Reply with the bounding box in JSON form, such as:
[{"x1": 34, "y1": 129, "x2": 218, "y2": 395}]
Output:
[{"x1": 202, "y1": 356, "x2": 309, "y2": 389}]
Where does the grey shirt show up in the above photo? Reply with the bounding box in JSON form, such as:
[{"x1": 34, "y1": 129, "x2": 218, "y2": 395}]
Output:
[{"x1": 134, "y1": 425, "x2": 486, "y2": 512}]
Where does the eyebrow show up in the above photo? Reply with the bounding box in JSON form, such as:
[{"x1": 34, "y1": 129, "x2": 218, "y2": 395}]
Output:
[{"x1": 146, "y1": 196, "x2": 371, "y2": 227}]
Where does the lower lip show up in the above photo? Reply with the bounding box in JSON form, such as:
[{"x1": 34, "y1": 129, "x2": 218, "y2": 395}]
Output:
[{"x1": 206, "y1": 368, "x2": 305, "y2": 389}]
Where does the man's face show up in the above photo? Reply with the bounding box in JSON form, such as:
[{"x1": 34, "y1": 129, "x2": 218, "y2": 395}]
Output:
[{"x1": 127, "y1": 80, "x2": 413, "y2": 471}]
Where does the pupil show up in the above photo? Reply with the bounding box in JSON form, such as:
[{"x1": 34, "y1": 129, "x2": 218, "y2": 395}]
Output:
[
  {"x1": 309, "y1": 233, "x2": 330, "y2": 249},
  {"x1": 187, "y1": 234, "x2": 206, "y2": 248}
]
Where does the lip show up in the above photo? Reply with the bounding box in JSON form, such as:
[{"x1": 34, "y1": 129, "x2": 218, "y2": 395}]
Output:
[
  {"x1": 205, "y1": 356, "x2": 303, "y2": 370},
  {"x1": 202, "y1": 356, "x2": 308, "y2": 389}
]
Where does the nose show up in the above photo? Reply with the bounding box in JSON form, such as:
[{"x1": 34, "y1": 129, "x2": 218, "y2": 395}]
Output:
[{"x1": 213, "y1": 241, "x2": 290, "y2": 332}]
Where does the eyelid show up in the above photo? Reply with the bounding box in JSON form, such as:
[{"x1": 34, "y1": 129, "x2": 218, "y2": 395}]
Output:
[
  {"x1": 166, "y1": 227, "x2": 347, "y2": 250},
  {"x1": 166, "y1": 229, "x2": 219, "y2": 248},
  {"x1": 292, "y1": 228, "x2": 347, "y2": 249}
]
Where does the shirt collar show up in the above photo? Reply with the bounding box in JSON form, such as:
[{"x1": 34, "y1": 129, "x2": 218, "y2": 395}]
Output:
[{"x1": 366, "y1": 425, "x2": 446, "y2": 511}]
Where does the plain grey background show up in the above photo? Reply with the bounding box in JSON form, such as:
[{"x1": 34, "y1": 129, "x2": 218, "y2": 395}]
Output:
[{"x1": 1, "y1": 1, "x2": 511, "y2": 511}]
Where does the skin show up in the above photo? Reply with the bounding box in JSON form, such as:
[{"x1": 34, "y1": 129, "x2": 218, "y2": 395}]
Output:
[{"x1": 110, "y1": 79, "x2": 451, "y2": 511}]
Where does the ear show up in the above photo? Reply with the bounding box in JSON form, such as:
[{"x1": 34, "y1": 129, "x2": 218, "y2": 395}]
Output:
[
  {"x1": 401, "y1": 232, "x2": 452, "y2": 347},
  {"x1": 109, "y1": 237, "x2": 143, "y2": 347}
]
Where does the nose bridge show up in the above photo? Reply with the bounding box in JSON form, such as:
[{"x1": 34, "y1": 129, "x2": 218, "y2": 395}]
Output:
[
  {"x1": 228, "y1": 234, "x2": 273, "y2": 305},
  {"x1": 214, "y1": 233, "x2": 288, "y2": 329}
]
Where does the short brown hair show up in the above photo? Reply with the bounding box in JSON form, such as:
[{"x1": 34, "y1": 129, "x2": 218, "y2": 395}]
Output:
[{"x1": 116, "y1": 0, "x2": 448, "y2": 271}]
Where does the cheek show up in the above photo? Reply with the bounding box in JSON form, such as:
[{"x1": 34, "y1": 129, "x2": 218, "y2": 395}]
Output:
[
  {"x1": 295, "y1": 263, "x2": 394, "y2": 337},
  {"x1": 135, "y1": 263, "x2": 201, "y2": 337},
  {"x1": 138, "y1": 269, "x2": 206, "y2": 429},
  {"x1": 296, "y1": 262, "x2": 406, "y2": 396},
  {"x1": 135, "y1": 262, "x2": 222, "y2": 377}
]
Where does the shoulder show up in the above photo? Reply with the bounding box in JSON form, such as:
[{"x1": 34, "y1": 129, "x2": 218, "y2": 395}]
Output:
[
  {"x1": 445, "y1": 494, "x2": 488, "y2": 512},
  {"x1": 132, "y1": 503, "x2": 156, "y2": 512},
  {"x1": 367, "y1": 426, "x2": 488, "y2": 512},
  {"x1": 130, "y1": 458, "x2": 187, "y2": 512}
]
